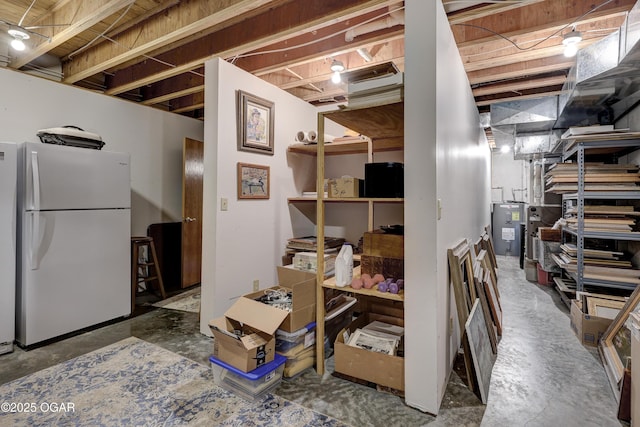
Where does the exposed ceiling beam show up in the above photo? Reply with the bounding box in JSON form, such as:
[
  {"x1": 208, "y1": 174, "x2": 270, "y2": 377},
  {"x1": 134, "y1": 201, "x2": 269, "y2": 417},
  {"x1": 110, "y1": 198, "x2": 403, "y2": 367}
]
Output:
[
  {"x1": 457, "y1": 12, "x2": 626, "y2": 57},
  {"x1": 141, "y1": 69, "x2": 204, "y2": 105},
  {"x1": 271, "y1": 49, "x2": 405, "y2": 90},
  {"x1": 103, "y1": 0, "x2": 181, "y2": 42},
  {"x1": 62, "y1": 0, "x2": 279, "y2": 84},
  {"x1": 472, "y1": 74, "x2": 567, "y2": 97},
  {"x1": 462, "y1": 37, "x2": 600, "y2": 72},
  {"x1": 476, "y1": 89, "x2": 564, "y2": 107},
  {"x1": 451, "y1": 0, "x2": 635, "y2": 44},
  {"x1": 103, "y1": 0, "x2": 402, "y2": 95},
  {"x1": 467, "y1": 54, "x2": 575, "y2": 85},
  {"x1": 10, "y1": 0, "x2": 136, "y2": 69},
  {"x1": 445, "y1": 0, "x2": 545, "y2": 24},
  {"x1": 170, "y1": 91, "x2": 204, "y2": 113}
]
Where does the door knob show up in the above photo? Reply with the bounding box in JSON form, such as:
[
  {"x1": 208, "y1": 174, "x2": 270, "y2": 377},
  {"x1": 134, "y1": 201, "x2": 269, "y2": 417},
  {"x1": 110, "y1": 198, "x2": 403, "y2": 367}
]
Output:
[{"x1": 184, "y1": 217, "x2": 196, "y2": 222}]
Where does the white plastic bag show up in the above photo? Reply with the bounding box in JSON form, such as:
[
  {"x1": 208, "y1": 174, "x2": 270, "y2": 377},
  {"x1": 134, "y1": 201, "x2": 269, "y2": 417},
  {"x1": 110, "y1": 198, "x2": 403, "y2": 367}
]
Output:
[{"x1": 334, "y1": 244, "x2": 353, "y2": 287}]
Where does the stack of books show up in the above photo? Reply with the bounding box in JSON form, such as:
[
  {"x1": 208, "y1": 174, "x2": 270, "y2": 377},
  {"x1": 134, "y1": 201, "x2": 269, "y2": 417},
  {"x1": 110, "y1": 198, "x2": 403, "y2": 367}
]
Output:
[{"x1": 282, "y1": 236, "x2": 346, "y2": 266}]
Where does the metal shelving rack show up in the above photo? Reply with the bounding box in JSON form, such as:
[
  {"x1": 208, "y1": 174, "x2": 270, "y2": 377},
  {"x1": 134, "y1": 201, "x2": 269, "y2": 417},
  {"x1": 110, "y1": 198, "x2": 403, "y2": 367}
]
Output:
[{"x1": 560, "y1": 135, "x2": 640, "y2": 292}]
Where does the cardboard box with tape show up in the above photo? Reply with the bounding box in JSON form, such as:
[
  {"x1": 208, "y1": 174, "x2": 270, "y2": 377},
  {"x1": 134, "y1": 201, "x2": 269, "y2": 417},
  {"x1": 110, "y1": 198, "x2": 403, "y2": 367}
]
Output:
[{"x1": 209, "y1": 297, "x2": 288, "y2": 372}]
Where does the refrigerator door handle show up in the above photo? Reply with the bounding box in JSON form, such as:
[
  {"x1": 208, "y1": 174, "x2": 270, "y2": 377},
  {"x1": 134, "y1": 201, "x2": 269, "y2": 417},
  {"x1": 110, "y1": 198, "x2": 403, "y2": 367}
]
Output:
[
  {"x1": 30, "y1": 212, "x2": 40, "y2": 270},
  {"x1": 31, "y1": 151, "x2": 41, "y2": 211}
]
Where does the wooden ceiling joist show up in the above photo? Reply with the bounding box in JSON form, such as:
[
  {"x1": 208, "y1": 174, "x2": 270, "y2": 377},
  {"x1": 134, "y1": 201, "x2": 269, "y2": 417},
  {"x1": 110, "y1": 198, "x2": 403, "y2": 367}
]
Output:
[
  {"x1": 475, "y1": 89, "x2": 564, "y2": 107},
  {"x1": 62, "y1": 0, "x2": 279, "y2": 84},
  {"x1": 467, "y1": 54, "x2": 575, "y2": 85},
  {"x1": 141, "y1": 69, "x2": 205, "y2": 106},
  {"x1": 472, "y1": 74, "x2": 567, "y2": 97},
  {"x1": 445, "y1": 0, "x2": 545, "y2": 25},
  {"x1": 102, "y1": 0, "x2": 400, "y2": 96},
  {"x1": 10, "y1": 0, "x2": 136, "y2": 69},
  {"x1": 451, "y1": 0, "x2": 635, "y2": 45}
]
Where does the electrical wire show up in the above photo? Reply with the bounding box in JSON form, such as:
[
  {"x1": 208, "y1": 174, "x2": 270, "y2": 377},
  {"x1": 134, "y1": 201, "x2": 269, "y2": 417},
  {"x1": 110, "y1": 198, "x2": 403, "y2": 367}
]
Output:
[
  {"x1": 453, "y1": 0, "x2": 617, "y2": 51},
  {"x1": 18, "y1": 0, "x2": 37, "y2": 27},
  {"x1": 230, "y1": 5, "x2": 406, "y2": 63},
  {"x1": 67, "y1": 2, "x2": 135, "y2": 60}
]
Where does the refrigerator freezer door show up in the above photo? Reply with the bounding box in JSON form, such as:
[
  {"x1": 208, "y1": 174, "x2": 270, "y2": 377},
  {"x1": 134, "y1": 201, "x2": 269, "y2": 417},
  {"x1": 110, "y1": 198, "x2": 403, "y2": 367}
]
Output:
[
  {"x1": 0, "y1": 142, "x2": 17, "y2": 354},
  {"x1": 16, "y1": 208, "x2": 131, "y2": 347},
  {"x1": 21, "y1": 142, "x2": 130, "y2": 211}
]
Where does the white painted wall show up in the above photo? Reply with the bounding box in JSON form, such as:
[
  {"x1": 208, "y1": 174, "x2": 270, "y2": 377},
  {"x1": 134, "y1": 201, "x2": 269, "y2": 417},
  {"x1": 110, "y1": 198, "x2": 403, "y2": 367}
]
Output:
[
  {"x1": 491, "y1": 151, "x2": 529, "y2": 203},
  {"x1": 200, "y1": 58, "x2": 318, "y2": 333},
  {"x1": 404, "y1": 0, "x2": 491, "y2": 414},
  {"x1": 0, "y1": 67, "x2": 204, "y2": 235}
]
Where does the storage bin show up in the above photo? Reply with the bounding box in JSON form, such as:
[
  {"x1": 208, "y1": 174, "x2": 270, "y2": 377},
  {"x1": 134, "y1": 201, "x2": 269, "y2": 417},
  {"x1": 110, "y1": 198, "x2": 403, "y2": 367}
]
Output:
[
  {"x1": 524, "y1": 258, "x2": 537, "y2": 282},
  {"x1": 209, "y1": 353, "x2": 286, "y2": 401},
  {"x1": 275, "y1": 322, "x2": 316, "y2": 353},
  {"x1": 537, "y1": 263, "x2": 553, "y2": 286}
]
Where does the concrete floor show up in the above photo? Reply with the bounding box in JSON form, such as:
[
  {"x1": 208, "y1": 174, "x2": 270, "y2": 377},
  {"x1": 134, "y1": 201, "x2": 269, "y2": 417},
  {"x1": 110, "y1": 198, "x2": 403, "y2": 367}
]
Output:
[{"x1": 0, "y1": 256, "x2": 624, "y2": 426}]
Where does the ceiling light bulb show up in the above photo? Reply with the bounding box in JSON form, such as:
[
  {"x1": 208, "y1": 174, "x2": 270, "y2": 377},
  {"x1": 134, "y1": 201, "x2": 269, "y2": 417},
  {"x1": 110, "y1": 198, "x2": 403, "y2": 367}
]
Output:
[
  {"x1": 562, "y1": 30, "x2": 582, "y2": 46},
  {"x1": 564, "y1": 44, "x2": 578, "y2": 58},
  {"x1": 10, "y1": 38, "x2": 26, "y2": 51},
  {"x1": 331, "y1": 70, "x2": 342, "y2": 84},
  {"x1": 330, "y1": 59, "x2": 345, "y2": 72},
  {"x1": 8, "y1": 28, "x2": 29, "y2": 51},
  {"x1": 500, "y1": 145, "x2": 511, "y2": 153}
]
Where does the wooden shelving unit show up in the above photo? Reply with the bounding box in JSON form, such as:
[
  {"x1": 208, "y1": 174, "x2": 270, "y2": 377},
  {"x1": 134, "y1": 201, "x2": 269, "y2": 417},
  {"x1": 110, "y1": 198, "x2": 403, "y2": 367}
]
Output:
[{"x1": 313, "y1": 101, "x2": 404, "y2": 375}]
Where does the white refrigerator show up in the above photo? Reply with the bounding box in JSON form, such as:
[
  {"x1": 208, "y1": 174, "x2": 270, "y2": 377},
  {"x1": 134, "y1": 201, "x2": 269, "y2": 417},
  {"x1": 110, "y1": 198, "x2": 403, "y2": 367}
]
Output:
[
  {"x1": 16, "y1": 142, "x2": 131, "y2": 347},
  {"x1": 0, "y1": 142, "x2": 17, "y2": 355}
]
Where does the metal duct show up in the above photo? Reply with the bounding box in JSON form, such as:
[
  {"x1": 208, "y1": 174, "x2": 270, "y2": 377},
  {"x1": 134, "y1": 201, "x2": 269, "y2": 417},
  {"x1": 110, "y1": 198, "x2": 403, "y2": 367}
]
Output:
[
  {"x1": 556, "y1": 0, "x2": 640, "y2": 127},
  {"x1": 489, "y1": 0, "x2": 640, "y2": 155},
  {"x1": 489, "y1": 95, "x2": 559, "y2": 155},
  {"x1": 513, "y1": 130, "x2": 563, "y2": 160}
]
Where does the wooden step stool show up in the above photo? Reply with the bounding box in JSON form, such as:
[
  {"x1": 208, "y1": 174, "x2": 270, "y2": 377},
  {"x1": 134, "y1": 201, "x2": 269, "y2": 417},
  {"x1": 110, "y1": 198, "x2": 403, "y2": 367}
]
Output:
[{"x1": 131, "y1": 236, "x2": 166, "y2": 310}]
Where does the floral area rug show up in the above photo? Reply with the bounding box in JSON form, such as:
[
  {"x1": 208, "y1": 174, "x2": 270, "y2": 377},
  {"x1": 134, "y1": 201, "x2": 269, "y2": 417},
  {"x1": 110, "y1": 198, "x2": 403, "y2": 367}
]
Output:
[
  {"x1": 0, "y1": 337, "x2": 348, "y2": 426},
  {"x1": 153, "y1": 286, "x2": 201, "y2": 313}
]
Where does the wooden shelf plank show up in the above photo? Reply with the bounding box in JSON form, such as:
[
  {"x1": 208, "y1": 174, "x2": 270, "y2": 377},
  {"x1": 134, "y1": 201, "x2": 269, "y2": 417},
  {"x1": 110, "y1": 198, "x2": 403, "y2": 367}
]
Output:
[
  {"x1": 323, "y1": 102, "x2": 404, "y2": 140},
  {"x1": 322, "y1": 265, "x2": 404, "y2": 302},
  {"x1": 287, "y1": 137, "x2": 403, "y2": 156},
  {"x1": 288, "y1": 197, "x2": 404, "y2": 203}
]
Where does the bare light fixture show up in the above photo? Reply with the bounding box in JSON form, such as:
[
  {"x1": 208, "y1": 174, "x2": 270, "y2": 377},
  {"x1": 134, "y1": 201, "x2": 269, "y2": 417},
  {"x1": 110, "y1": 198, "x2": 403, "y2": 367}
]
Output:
[
  {"x1": 562, "y1": 28, "x2": 582, "y2": 58},
  {"x1": 330, "y1": 59, "x2": 345, "y2": 84},
  {"x1": 8, "y1": 28, "x2": 29, "y2": 51}
]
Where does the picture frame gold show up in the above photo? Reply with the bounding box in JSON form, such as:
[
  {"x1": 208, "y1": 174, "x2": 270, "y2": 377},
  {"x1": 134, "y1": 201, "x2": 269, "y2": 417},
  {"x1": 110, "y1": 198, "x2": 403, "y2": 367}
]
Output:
[
  {"x1": 237, "y1": 90, "x2": 274, "y2": 155},
  {"x1": 600, "y1": 286, "x2": 640, "y2": 390},
  {"x1": 586, "y1": 297, "x2": 625, "y2": 320},
  {"x1": 447, "y1": 239, "x2": 478, "y2": 392},
  {"x1": 237, "y1": 162, "x2": 270, "y2": 199}
]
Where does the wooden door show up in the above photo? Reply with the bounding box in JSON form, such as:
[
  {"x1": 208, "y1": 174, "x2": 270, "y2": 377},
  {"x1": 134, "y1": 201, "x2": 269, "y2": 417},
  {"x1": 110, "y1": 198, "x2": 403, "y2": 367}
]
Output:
[{"x1": 182, "y1": 138, "x2": 204, "y2": 288}]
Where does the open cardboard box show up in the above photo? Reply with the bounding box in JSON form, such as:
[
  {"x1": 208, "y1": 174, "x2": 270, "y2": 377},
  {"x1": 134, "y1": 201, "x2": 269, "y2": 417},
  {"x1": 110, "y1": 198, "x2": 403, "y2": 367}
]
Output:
[
  {"x1": 209, "y1": 297, "x2": 288, "y2": 372},
  {"x1": 243, "y1": 266, "x2": 316, "y2": 332},
  {"x1": 570, "y1": 299, "x2": 613, "y2": 347},
  {"x1": 334, "y1": 312, "x2": 405, "y2": 391}
]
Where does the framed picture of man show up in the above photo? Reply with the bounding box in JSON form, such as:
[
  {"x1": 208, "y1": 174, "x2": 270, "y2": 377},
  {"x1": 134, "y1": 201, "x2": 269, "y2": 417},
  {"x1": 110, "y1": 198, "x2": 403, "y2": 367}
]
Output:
[{"x1": 237, "y1": 90, "x2": 274, "y2": 155}]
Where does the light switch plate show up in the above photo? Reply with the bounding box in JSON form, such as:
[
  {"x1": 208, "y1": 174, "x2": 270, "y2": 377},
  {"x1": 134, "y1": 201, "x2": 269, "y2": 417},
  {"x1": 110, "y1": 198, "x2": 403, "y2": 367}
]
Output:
[{"x1": 221, "y1": 198, "x2": 228, "y2": 211}]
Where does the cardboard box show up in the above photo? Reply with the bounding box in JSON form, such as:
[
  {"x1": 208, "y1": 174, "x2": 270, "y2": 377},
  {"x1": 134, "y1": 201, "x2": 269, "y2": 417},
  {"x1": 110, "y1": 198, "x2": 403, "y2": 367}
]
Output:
[
  {"x1": 243, "y1": 266, "x2": 316, "y2": 333},
  {"x1": 570, "y1": 299, "x2": 613, "y2": 347},
  {"x1": 363, "y1": 231, "x2": 404, "y2": 258},
  {"x1": 360, "y1": 254, "x2": 404, "y2": 279},
  {"x1": 538, "y1": 227, "x2": 561, "y2": 242},
  {"x1": 328, "y1": 177, "x2": 361, "y2": 198},
  {"x1": 334, "y1": 312, "x2": 405, "y2": 390},
  {"x1": 209, "y1": 297, "x2": 288, "y2": 372},
  {"x1": 292, "y1": 252, "x2": 336, "y2": 274}
]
